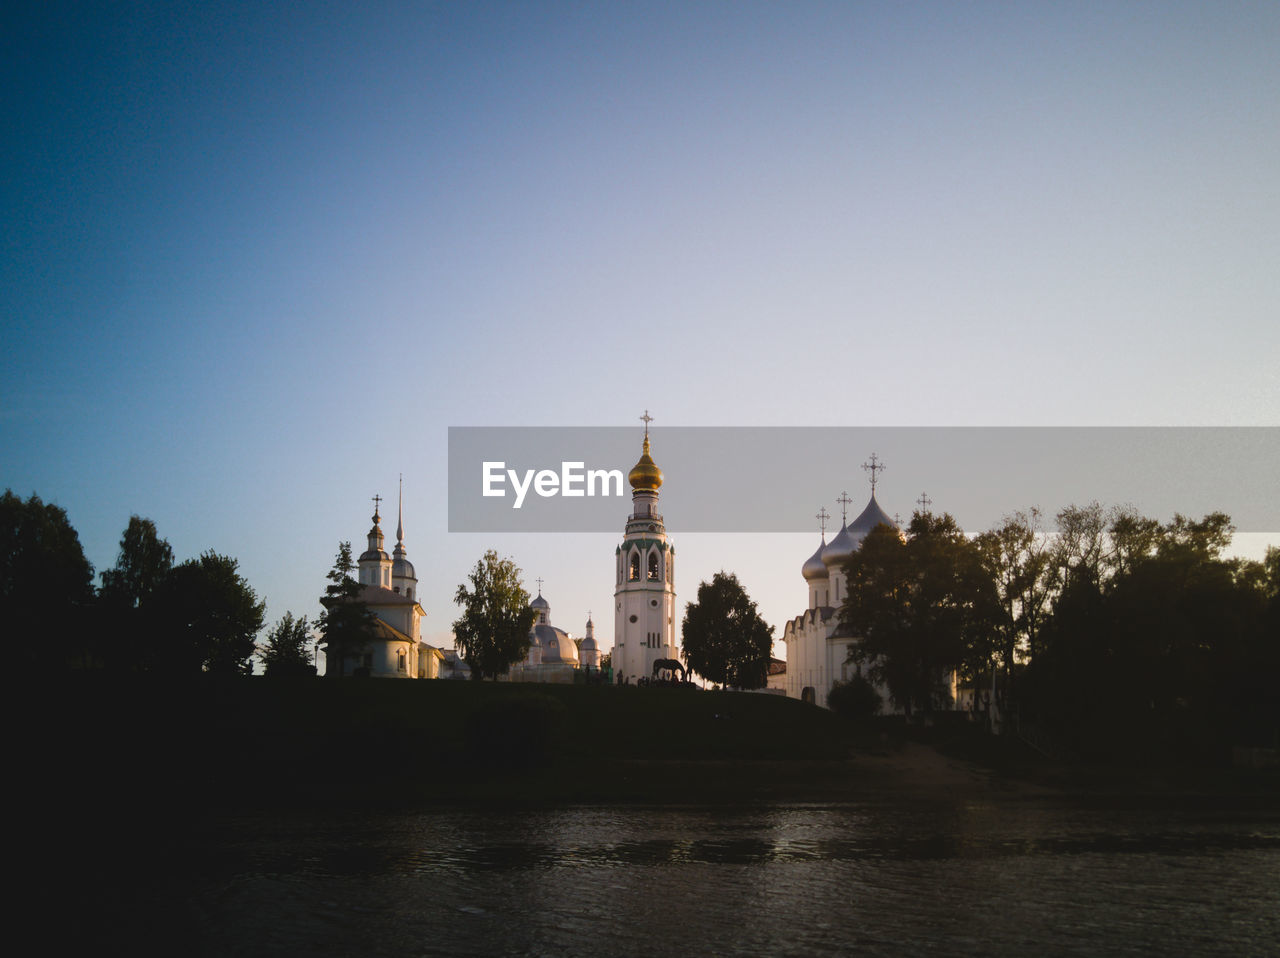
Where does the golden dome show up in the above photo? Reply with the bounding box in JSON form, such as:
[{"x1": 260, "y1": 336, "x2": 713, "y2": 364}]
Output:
[{"x1": 628, "y1": 436, "x2": 664, "y2": 491}]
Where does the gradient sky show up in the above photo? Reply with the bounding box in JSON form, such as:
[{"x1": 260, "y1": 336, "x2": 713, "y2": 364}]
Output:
[{"x1": 3, "y1": 2, "x2": 1277, "y2": 658}]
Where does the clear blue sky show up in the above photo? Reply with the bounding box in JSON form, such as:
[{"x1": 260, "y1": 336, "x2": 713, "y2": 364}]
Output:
[{"x1": 3, "y1": 2, "x2": 1277, "y2": 656}]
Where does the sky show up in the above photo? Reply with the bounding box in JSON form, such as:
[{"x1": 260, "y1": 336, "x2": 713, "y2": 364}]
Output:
[{"x1": 3, "y1": 1, "x2": 1277, "y2": 661}]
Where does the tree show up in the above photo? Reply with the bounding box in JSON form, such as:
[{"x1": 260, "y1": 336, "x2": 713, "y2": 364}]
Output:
[
  {"x1": 316, "y1": 541, "x2": 377, "y2": 678},
  {"x1": 841, "y1": 513, "x2": 999, "y2": 716},
  {"x1": 0, "y1": 490, "x2": 95, "y2": 668},
  {"x1": 258, "y1": 611, "x2": 314, "y2": 677},
  {"x1": 975, "y1": 508, "x2": 1052, "y2": 708},
  {"x1": 681, "y1": 571, "x2": 774, "y2": 689},
  {"x1": 452, "y1": 550, "x2": 535, "y2": 680},
  {"x1": 149, "y1": 551, "x2": 265, "y2": 674},
  {"x1": 99, "y1": 516, "x2": 174, "y2": 609},
  {"x1": 98, "y1": 515, "x2": 173, "y2": 670}
]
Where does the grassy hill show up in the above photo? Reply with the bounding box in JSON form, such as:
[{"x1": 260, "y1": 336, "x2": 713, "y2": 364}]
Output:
[{"x1": 28, "y1": 676, "x2": 869, "y2": 808}]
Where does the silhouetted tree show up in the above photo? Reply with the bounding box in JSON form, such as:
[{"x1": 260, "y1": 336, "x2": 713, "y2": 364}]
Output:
[
  {"x1": 149, "y1": 551, "x2": 265, "y2": 674},
  {"x1": 1026, "y1": 509, "x2": 1275, "y2": 760},
  {"x1": 316, "y1": 542, "x2": 377, "y2": 678},
  {"x1": 0, "y1": 490, "x2": 94, "y2": 668},
  {"x1": 452, "y1": 550, "x2": 535, "y2": 680},
  {"x1": 258, "y1": 611, "x2": 314, "y2": 677},
  {"x1": 98, "y1": 515, "x2": 173, "y2": 670},
  {"x1": 681, "y1": 571, "x2": 773, "y2": 689},
  {"x1": 975, "y1": 507, "x2": 1052, "y2": 709},
  {"x1": 842, "y1": 513, "x2": 999, "y2": 716}
]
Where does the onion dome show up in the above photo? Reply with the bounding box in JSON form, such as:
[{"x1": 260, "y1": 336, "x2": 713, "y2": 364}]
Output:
[
  {"x1": 530, "y1": 593, "x2": 550, "y2": 612},
  {"x1": 848, "y1": 494, "x2": 897, "y2": 549},
  {"x1": 821, "y1": 521, "x2": 859, "y2": 569},
  {"x1": 802, "y1": 538, "x2": 829, "y2": 580},
  {"x1": 579, "y1": 633, "x2": 598, "y2": 652},
  {"x1": 628, "y1": 436, "x2": 664, "y2": 491}
]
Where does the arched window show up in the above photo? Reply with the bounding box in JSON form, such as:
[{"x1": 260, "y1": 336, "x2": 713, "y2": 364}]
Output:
[
  {"x1": 629, "y1": 552, "x2": 640, "y2": 581},
  {"x1": 647, "y1": 551, "x2": 660, "y2": 581}
]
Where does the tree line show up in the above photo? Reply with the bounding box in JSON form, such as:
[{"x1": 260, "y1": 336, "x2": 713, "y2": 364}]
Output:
[
  {"x1": 1, "y1": 490, "x2": 310, "y2": 675},
  {"x1": 839, "y1": 504, "x2": 1279, "y2": 760}
]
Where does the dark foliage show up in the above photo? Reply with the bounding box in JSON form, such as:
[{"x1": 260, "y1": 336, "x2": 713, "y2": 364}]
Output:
[
  {"x1": 317, "y1": 542, "x2": 378, "y2": 678},
  {"x1": 681, "y1": 571, "x2": 773, "y2": 689},
  {"x1": 0, "y1": 490, "x2": 95, "y2": 667},
  {"x1": 827, "y1": 674, "x2": 883, "y2": 720}
]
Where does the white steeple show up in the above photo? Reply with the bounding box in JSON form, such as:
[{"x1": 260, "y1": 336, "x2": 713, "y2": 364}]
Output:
[
  {"x1": 613, "y1": 411, "x2": 677, "y2": 684},
  {"x1": 391, "y1": 476, "x2": 418, "y2": 599}
]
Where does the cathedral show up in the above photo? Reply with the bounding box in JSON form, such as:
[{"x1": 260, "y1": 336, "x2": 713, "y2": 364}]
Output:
[
  {"x1": 610, "y1": 417, "x2": 678, "y2": 684},
  {"x1": 782, "y1": 464, "x2": 898, "y2": 710},
  {"x1": 507, "y1": 585, "x2": 599, "y2": 683}
]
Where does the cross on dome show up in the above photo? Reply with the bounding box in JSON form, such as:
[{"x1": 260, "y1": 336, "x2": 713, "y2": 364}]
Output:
[
  {"x1": 816, "y1": 506, "x2": 830, "y2": 536},
  {"x1": 916, "y1": 492, "x2": 932, "y2": 514},
  {"x1": 862, "y1": 453, "x2": 885, "y2": 496},
  {"x1": 640, "y1": 409, "x2": 653, "y2": 437},
  {"x1": 371, "y1": 493, "x2": 383, "y2": 520},
  {"x1": 535, "y1": 576, "x2": 544, "y2": 595},
  {"x1": 836, "y1": 491, "x2": 852, "y2": 522}
]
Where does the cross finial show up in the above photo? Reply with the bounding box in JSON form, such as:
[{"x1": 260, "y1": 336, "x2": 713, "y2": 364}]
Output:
[
  {"x1": 836, "y1": 491, "x2": 852, "y2": 522},
  {"x1": 862, "y1": 453, "x2": 885, "y2": 496},
  {"x1": 916, "y1": 492, "x2": 932, "y2": 515},
  {"x1": 816, "y1": 506, "x2": 830, "y2": 536},
  {"x1": 640, "y1": 409, "x2": 653, "y2": 438},
  {"x1": 372, "y1": 493, "x2": 383, "y2": 518},
  {"x1": 894, "y1": 512, "x2": 903, "y2": 527},
  {"x1": 535, "y1": 576, "x2": 544, "y2": 595}
]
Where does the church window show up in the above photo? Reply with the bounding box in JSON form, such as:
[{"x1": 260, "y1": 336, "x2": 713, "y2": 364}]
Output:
[
  {"x1": 647, "y1": 552, "x2": 659, "y2": 581},
  {"x1": 393, "y1": 586, "x2": 400, "y2": 593},
  {"x1": 629, "y1": 553, "x2": 640, "y2": 581},
  {"x1": 407, "y1": 588, "x2": 412, "y2": 599},
  {"x1": 397, "y1": 651, "x2": 407, "y2": 672}
]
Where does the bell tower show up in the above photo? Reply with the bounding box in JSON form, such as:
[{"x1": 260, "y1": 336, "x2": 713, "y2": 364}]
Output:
[{"x1": 612, "y1": 411, "x2": 677, "y2": 683}]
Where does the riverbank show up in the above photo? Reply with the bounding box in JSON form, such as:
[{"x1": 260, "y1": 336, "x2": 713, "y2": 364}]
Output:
[{"x1": 18, "y1": 675, "x2": 1278, "y2": 811}]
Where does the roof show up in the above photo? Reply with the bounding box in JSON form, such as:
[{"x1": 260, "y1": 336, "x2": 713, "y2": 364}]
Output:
[
  {"x1": 767, "y1": 657, "x2": 786, "y2": 676},
  {"x1": 358, "y1": 584, "x2": 419, "y2": 607},
  {"x1": 370, "y1": 618, "x2": 411, "y2": 643}
]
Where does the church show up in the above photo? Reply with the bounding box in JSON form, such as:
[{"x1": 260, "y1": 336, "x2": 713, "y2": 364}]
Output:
[
  {"x1": 782, "y1": 459, "x2": 899, "y2": 710},
  {"x1": 507, "y1": 585, "x2": 599, "y2": 683},
  {"x1": 322, "y1": 487, "x2": 441, "y2": 679},
  {"x1": 324, "y1": 417, "x2": 674, "y2": 683}
]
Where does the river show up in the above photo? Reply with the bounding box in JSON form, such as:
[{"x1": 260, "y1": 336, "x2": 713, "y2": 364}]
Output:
[{"x1": 84, "y1": 799, "x2": 1279, "y2": 956}]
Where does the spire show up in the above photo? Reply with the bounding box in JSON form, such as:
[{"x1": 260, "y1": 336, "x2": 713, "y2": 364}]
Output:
[{"x1": 394, "y1": 474, "x2": 406, "y2": 558}]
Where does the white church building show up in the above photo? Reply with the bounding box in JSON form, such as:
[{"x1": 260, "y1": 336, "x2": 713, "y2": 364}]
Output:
[
  {"x1": 323, "y1": 489, "x2": 441, "y2": 679},
  {"x1": 782, "y1": 477, "x2": 899, "y2": 710}
]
